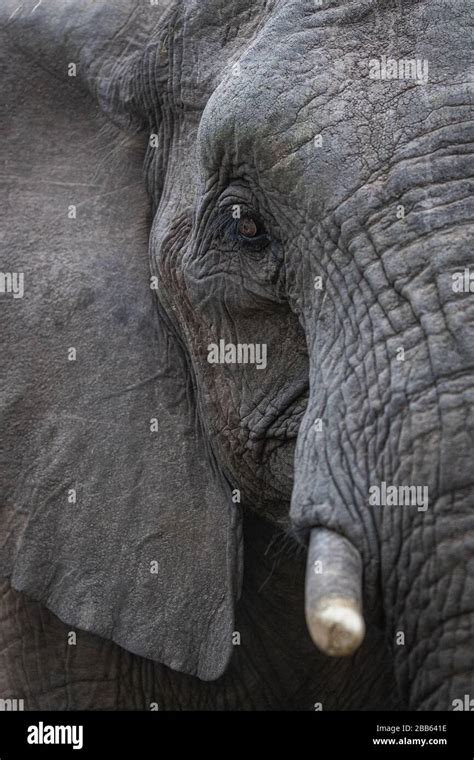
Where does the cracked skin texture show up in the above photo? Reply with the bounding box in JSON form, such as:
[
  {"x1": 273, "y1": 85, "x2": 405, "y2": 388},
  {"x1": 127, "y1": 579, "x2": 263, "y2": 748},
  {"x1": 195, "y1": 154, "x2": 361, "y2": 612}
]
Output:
[{"x1": 0, "y1": 0, "x2": 472, "y2": 709}]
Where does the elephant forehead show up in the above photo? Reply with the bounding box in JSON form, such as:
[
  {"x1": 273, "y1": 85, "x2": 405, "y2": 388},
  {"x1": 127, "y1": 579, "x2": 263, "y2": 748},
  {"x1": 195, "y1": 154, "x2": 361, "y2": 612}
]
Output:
[
  {"x1": 198, "y1": 27, "x2": 324, "y2": 151},
  {"x1": 196, "y1": 0, "x2": 466, "y2": 212},
  {"x1": 195, "y1": 2, "x2": 378, "y2": 200}
]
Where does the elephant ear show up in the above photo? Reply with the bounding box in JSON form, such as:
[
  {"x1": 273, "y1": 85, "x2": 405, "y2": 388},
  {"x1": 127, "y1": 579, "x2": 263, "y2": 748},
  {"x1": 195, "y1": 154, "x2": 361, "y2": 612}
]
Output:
[{"x1": 0, "y1": 2, "x2": 241, "y2": 680}]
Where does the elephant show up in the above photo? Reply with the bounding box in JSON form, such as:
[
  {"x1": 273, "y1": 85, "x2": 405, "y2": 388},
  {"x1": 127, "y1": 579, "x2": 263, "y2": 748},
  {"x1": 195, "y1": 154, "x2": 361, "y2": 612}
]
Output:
[{"x1": 0, "y1": 0, "x2": 472, "y2": 711}]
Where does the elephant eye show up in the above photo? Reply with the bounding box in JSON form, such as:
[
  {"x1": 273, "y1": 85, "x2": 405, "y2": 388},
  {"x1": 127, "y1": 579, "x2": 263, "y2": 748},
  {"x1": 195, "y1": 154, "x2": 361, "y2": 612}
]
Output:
[
  {"x1": 234, "y1": 213, "x2": 269, "y2": 250},
  {"x1": 211, "y1": 203, "x2": 271, "y2": 252},
  {"x1": 237, "y1": 217, "x2": 258, "y2": 239}
]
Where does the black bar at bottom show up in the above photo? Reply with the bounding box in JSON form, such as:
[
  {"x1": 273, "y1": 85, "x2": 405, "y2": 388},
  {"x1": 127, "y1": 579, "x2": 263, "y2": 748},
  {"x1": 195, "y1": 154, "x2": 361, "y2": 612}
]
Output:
[{"x1": 0, "y1": 711, "x2": 472, "y2": 758}]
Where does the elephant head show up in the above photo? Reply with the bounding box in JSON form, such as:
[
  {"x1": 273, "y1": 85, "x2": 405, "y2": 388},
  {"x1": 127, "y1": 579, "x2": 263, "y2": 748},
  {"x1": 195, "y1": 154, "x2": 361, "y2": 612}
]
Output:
[{"x1": 1, "y1": 0, "x2": 473, "y2": 709}]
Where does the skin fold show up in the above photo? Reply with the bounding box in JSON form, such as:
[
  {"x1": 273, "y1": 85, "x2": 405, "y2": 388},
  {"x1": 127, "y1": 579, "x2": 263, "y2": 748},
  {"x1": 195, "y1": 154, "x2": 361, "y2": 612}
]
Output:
[{"x1": 0, "y1": 0, "x2": 472, "y2": 710}]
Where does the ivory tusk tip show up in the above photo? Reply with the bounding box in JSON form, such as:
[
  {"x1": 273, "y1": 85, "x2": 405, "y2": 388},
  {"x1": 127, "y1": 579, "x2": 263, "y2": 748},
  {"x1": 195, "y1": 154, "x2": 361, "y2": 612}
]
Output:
[{"x1": 306, "y1": 597, "x2": 365, "y2": 657}]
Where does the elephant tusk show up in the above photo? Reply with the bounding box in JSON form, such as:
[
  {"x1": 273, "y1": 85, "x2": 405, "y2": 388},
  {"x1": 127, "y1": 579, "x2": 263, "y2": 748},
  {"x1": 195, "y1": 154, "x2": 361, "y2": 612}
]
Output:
[{"x1": 305, "y1": 527, "x2": 365, "y2": 656}]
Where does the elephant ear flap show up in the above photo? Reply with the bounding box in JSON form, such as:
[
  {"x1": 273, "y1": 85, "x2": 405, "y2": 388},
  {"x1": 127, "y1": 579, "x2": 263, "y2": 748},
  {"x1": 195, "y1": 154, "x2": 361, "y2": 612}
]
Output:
[{"x1": 0, "y1": 8, "x2": 241, "y2": 682}]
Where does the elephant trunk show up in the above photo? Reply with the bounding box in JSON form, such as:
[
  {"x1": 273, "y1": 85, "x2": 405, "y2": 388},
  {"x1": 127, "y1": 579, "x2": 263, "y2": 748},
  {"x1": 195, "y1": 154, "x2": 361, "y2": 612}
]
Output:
[
  {"x1": 290, "y1": 163, "x2": 474, "y2": 705},
  {"x1": 382, "y1": 485, "x2": 474, "y2": 709}
]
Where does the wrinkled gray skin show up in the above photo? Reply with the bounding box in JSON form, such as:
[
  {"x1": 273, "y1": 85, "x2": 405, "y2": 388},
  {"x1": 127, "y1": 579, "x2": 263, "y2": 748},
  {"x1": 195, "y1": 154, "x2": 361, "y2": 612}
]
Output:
[{"x1": 0, "y1": 0, "x2": 473, "y2": 710}]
